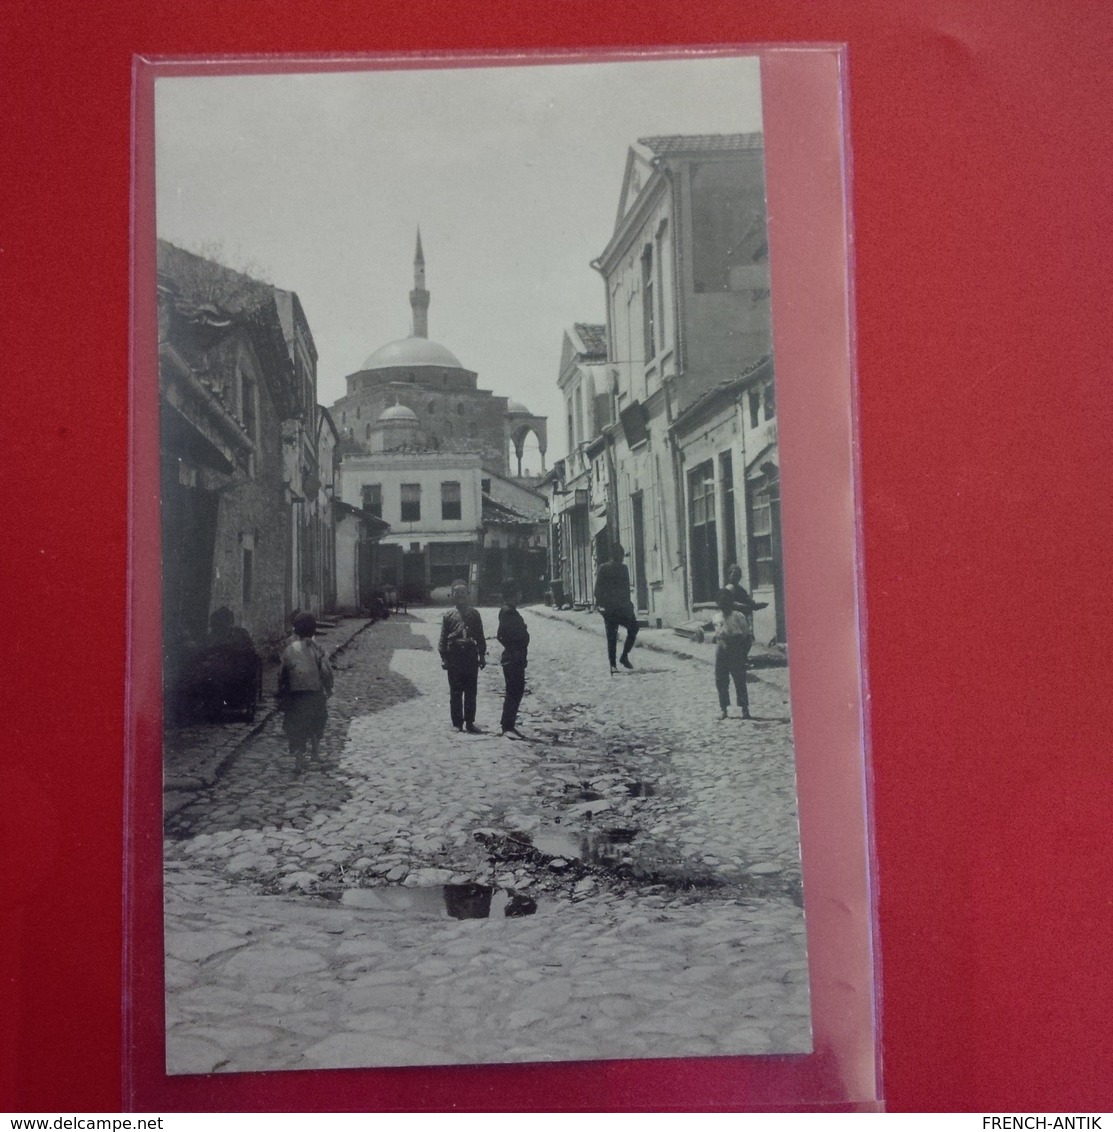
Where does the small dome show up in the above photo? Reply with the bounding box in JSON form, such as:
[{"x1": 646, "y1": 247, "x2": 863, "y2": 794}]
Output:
[
  {"x1": 379, "y1": 403, "x2": 418, "y2": 422},
  {"x1": 362, "y1": 336, "x2": 464, "y2": 371},
  {"x1": 506, "y1": 399, "x2": 532, "y2": 415}
]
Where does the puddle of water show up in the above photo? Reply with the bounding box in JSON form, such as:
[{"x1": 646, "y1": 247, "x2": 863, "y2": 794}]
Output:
[
  {"x1": 339, "y1": 884, "x2": 529, "y2": 919},
  {"x1": 531, "y1": 827, "x2": 640, "y2": 866}
]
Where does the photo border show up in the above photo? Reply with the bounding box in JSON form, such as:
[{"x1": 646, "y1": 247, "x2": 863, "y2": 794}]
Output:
[{"x1": 125, "y1": 43, "x2": 876, "y2": 1110}]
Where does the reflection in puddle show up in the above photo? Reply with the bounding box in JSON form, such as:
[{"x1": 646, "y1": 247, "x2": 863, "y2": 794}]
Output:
[
  {"x1": 531, "y1": 827, "x2": 640, "y2": 866},
  {"x1": 339, "y1": 883, "x2": 532, "y2": 919}
]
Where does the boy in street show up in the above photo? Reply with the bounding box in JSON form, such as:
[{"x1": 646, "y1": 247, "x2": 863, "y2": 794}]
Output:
[
  {"x1": 277, "y1": 612, "x2": 334, "y2": 775},
  {"x1": 496, "y1": 578, "x2": 530, "y2": 740},
  {"x1": 439, "y1": 579, "x2": 486, "y2": 733},
  {"x1": 712, "y1": 587, "x2": 754, "y2": 720}
]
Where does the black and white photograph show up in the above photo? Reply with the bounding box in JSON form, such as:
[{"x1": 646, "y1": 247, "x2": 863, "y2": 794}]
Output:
[{"x1": 154, "y1": 52, "x2": 810, "y2": 1075}]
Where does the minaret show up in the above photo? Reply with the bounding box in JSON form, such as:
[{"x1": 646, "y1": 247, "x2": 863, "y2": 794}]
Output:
[{"x1": 409, "y1": 226, "x2": 429, "y2": 339}]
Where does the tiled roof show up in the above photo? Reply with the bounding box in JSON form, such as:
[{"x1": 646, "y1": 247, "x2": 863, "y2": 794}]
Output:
[
  {"x1": 574, "y1": 323, "x2": 608, "y2": 357},
  {"x1": 482, "y1": 494, "x2": 537, "y2": 525},
  {"x1": 637, "y1": 133, "x2": 763, "y2": 155},
  {"x1": 670, "y1": 354, "x2": 774, "y2": 432}
]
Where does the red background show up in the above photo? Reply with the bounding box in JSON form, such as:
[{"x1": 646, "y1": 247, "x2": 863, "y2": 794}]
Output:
[{"x1": 3, "y1": 0, "x2": 1112, "y2": 1113}]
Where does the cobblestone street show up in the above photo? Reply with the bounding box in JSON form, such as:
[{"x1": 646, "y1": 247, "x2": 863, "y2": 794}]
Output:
[{"x1": 163, "y1": 606, "x2": 811, "y2": 1074}]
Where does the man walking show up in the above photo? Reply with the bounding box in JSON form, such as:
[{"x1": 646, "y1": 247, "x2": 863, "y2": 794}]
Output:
[
  {"x1": 594, "y1": 543, "x2": 639, "y2": 674},
  {"x1": 496, "y1": 578, "x2": 530, "y2": 739},
  {"x1": 439, "y1": 579, "x2": 486, "y2": 733}
]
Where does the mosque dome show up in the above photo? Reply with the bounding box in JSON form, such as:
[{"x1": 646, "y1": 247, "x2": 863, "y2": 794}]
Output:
[
  {"x1": 378, "y1": 402, "x2": 419, "y2": 423},
  {"x1": 361, "y1": 336, "x2": 464, "y2": 372},
  {"x1": 506, "y1": 399, "x2": 532, "y2": 415}
]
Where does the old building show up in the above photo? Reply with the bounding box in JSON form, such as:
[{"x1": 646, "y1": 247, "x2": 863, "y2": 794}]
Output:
[
  {"x1": 331, "y1": 231, "x2": 547, "y2": 480},
  {"x1": 338, "y1": 403, "x2": 547, "y2": 605},
  {"x1": 547, "y1": 323, "x2": 612, "y2": 608},
  {"x1": 479, "y1": 471, "x2": 549, "y2": 604},
  {"x1": 158, "y1": 241, "x2": 336, "y2": 674},
  {"x1": 584, "y1": 133, "x2": 784, "y2": 634},
  {"x1": 667, "y1": 355, "x2": 783, "y2": 644}
]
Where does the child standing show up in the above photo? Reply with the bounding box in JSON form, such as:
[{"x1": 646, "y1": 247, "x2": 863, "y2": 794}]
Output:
[
  {"x1": 277, "y1": 612, "x2": 334, "y2": 775},
  {"x1": 712, "y1": 587, "x2": 754, "y2": 720},
  {"x1": 439, "y1": 580, "x2": 487, "y2": 733},
  {"x1": 496, "y1": 579, "x2": 530, "y2": 740}
]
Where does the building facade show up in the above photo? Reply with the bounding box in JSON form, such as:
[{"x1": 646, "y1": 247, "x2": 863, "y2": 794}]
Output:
[
  {"x1": 338, "y1": 404, "x2": 547, "y2": 606},
  {"x1": 547, "y1": 323, "x2": 612, "y2": 608},
  {"x1": 578, "y1": 133, "x2": 784, "y2": 635},
  {"x1": 158, "y1": 241, "x2": 336, "y2": 680}
]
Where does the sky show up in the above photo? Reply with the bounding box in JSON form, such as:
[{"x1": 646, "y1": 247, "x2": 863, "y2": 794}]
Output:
[{"x1": 155, "y1": 54, "x2": 763, "y2": 471}]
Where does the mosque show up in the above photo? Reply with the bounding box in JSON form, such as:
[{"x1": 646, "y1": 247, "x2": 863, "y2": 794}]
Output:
[{"x1": 330, "y1": 230, "x2": 546, "y2": 479}]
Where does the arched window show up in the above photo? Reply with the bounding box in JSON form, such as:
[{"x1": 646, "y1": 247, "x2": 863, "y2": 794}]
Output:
[
  {"x1": 428, "y1": 400, "x2": 435, "y2": 413},
  {"x1": 457, "y1": 402, "x2": 465, "y2": 416},
  {"x1": 365, "y1": 424, "x2": 371, "y2": 440}
]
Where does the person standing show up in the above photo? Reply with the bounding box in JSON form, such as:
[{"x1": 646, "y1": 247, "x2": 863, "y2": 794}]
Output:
[
  {"x1": 277, "y1": 612, "x2": 334, "y2": 775},
  {"x1": 722, "y1": 562, "x2": 768, "y2": 622},
  {"x1": 594, "y1": 543, "x2": 639, "y2": 673},
  {"x1": 712, "y1": 587, "x2": 754, "y2": 720},
  {"x1": 439, "y1": 579, "x2": 486, "y2": 733},
  {"x1": 496, "y1": 578, "x2": 530, "y2": 739}
]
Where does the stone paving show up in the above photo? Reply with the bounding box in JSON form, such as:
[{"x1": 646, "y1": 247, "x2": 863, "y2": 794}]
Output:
[{"x1": 163, "y1": 605, "x2": 811, "y2": 1074}]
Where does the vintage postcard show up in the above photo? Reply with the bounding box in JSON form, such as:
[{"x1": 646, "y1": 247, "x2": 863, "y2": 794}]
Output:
[{"x1": 147, "y1": 52, "x2": 826, "y2": 1078}]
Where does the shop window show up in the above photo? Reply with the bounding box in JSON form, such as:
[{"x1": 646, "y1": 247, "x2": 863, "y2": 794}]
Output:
[
  {"x1": 688, "y1": 460, "x2": 718, "y2": 603},
  {"x1": 429, "y1": 541, "x2": 473, "y2": 588}
]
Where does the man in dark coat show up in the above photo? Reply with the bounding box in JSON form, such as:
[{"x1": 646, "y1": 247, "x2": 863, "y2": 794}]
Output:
[
  {"x1": 594, "y1": 543, "x2": 639, "y2": 673},
  {"x1": 496, "y1": 578, "x2": 530, "y2": 739},
  {"x1": 439, "y1": 579, "x2": 486, "y2": 732}
]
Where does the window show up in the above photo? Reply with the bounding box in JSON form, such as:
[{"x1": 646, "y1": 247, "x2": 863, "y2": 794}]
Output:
[
  {"x1": 441, "y1": 480, "x2": 462, "y2": 521},
  {"x1": 242, "y1": 548, "x2": 253, "y2": 606},
  {"x1": 641, "y1": 244, "x2": 656, "y2": 360},
  {"x1": 655, "y1": 220, "x2": 669, "y2": 350},
  {"x1": 688, "y1": 460, "x2": 719, "y2": 603},
  {"x1": 239, "y1": 367, "x2": 257, "y2": 441},
  {"x1": 427, "y1": 400, "x2": 435, "y2": 413},
  {"x1": 574, "y1": 386, "x2": 583, "y2": 447},
  {"x1": 361, "y1": 483, "x2": 382, "y2": 518},
  {"x1": 763, "y1": 376, "x2": 776, "y2": 421},
  {"x1": 400, "y1": 483, "x2": 421, "y2": 523},
  {"x1": 720, "y1": 451, "x2": 737, "y2": 571},
  {"x1": 481, "y1": 478, "x2": 491, "y2": 495},
  {"x1": 749, "y1": 389, "x2": 761, "y2": 429},
  {"x1": 429, "y1": 542, "x2": 474, "y2": 588},
  {"x1": 365, "y1": 424, "x2": 371, "y2": 440},
  {"x1": 749, "y1": 481, "x2": 776, "y2": 588},
  {"x1": 457, "y1": 403, "x2": 465, "y2": 416}
]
